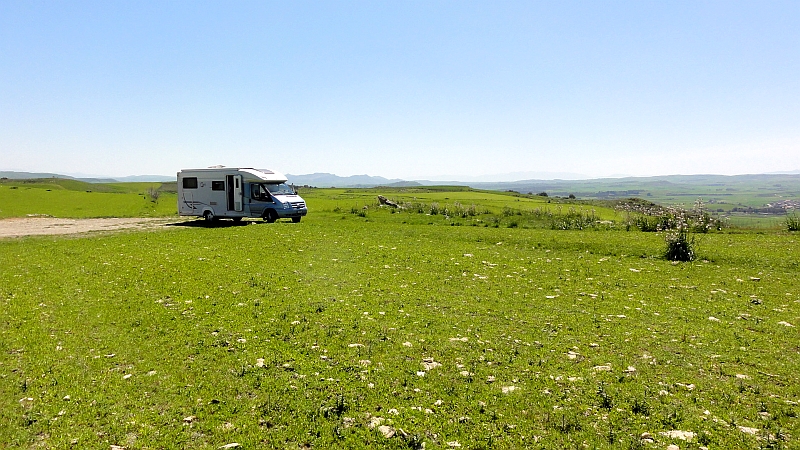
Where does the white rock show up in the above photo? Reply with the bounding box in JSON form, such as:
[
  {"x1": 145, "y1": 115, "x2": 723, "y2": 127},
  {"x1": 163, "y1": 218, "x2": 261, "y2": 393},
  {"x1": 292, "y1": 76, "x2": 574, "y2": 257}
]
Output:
[
  {"x1": 660, "y1": 430, "x2": 695, "y2": 441},
  {"x1": 778, "y1": 321, "x2": 794, "y2": 327},
  {"x1": 708, "y1": 316, "x2": 720, "y2": 322},
  {"x1": 738, "y1": 426, "x2": 759, "y2": 435},
  {"x1": 378, "y1": 425, "x2": 395, "y2": 438},
  {"x1": 593, "y1": 365, "x2": 612, "y2": 372},
  {"x1": 501, "y1": 385, "x2": 518, "y2": 393},
  {"x1": 218, "y1": 444, "x2": 241, "y2": 449},
  {"x1": 421, "y1": 358, "x2": 441, "y2": 370},
  {"x1": 447, "y1": 442, "x2": 462, "y2": 448}
]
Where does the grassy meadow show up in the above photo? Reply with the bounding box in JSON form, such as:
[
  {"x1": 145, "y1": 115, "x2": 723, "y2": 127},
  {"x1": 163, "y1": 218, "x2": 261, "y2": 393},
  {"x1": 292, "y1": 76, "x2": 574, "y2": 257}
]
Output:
[
  {"x1": 0, "y1": 178, "x2": 177, "y2": 218},
  {"x1": 1, "y1": 184, "x2": 799, "y2": 448}
]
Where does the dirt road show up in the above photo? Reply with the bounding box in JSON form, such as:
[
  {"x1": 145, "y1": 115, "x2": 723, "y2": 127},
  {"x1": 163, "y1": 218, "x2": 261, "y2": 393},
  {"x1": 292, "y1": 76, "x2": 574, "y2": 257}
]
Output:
[{"x1": 0, "y1": 217, "x2": 183, "y2": 238}]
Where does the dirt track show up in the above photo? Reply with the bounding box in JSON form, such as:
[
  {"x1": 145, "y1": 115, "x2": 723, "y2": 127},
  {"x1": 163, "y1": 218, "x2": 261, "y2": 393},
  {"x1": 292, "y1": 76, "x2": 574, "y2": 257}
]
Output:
[{"x1": 0, "y1": 217, "x2": 182, "y2": 238}]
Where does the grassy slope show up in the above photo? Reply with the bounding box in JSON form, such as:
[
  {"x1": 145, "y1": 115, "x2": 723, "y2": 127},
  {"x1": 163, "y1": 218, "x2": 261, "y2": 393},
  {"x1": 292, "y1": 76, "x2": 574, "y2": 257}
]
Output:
[
  {"x1": 0, "y1": 179, "x2": 177, "y2": 218},
  {"x1": 0, "y1": 193, "x2": 798, "y2": 448}
]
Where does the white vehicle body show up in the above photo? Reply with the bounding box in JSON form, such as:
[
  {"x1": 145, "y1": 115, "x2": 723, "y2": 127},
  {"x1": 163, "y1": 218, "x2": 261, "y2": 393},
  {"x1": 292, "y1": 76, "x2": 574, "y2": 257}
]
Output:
[{"x1": 177, "y1": 167, "x2": 307, "y2": 222}]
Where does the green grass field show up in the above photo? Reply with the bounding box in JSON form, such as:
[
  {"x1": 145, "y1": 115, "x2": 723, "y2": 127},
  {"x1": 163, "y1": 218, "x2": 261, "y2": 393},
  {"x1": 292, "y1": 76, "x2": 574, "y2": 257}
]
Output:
[
  {"x1": 1, "y1": 184, "x2": 799, "y2": 448},
  {"x1": 0, "y1": 179, "x2": 176, "y2": 218}
]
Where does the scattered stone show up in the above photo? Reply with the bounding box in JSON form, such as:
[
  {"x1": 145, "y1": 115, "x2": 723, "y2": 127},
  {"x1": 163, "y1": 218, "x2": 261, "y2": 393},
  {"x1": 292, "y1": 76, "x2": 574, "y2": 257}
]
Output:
[
  {"x1": 123, "y1": 374, "x2": 132, "y2": 380},
  {"x1": 359, "y1": 360, "x2": 371, "y2": 366},
  {"x1": 735, "y1": 374, "x2": 750, "y2": 379},
  {"x1": 708, "y1": 316, "x2": 720, "y2": 322},
  {"x1": 421, "y1": 358, "x2": 441, "y2": 371},
  {"x1": 402, "y1": 342, "x2": 413, "y2": 347},
  {"x1": 447, "y1": 442, "x2": 462, "y2": 448},
  {"x1": 623, "y1": 366, "x2": 636, "y2": 373},
  {"x1": 378, "y1": 425, "x2": 395, "y2": 438},
  {"x1": 218, "y1": 444, "x2": 240, "y2": 449},
  {"x1": 750, "y1": 277, "x2": 761, "y2": 281},
  {"x1": 63, "y1": 395, "x2": 71, "y2": 401},
  {"x1": 660, "y1": 430, "x2": 695, "y2": 441},
  {"x1": 486, "y1": 375, "x2": 496, "y2": 383},
  {"x1": 593, "y1": 365, "x2": 612, "y2": 372},
  {"x1": 377, "y1": 195, "x2": 399, "y2": 208},
  {"x1": 675, "y1": 383, "x2": 695, "y2": 391},
  {"x1": 348, "y1": 343, "x2": 364, "y2": 348},
  {"x1": 368, "y1": 417, "x2": 384, "y2": 429},
  {"x1": 342, "y1": 417, "x2": 355, "y2": 428},
  {"x1": 501, "y1": 385, "x2": 518, "y2": 394},
  {"x1": 183, "y1": 415, "x2": 196, "y2": 423},
  {"x1": 778, "y1": 321, "x2": 794, "y2": 327},
  {"x1": 449, "y1": 337, "x2": 468, "y2": 342},
  {"x1": 460, "y1": 370, "x2": 472, "y2": 377},
  {"x1": 738, "y1": 426, "x2": 759, "y2": 435},
  {"x1": 567, "y1": 351, "x2": 578, "y2": 360},
  {"x1": 255, "y1": 358, "x2": 265, "y2": 368},
  {"x1": 667, "y1": 445, "x2": 679, "y2": 450},
  {"x1": 388, "y1": 408, "x2": 399, "y2": 415}
]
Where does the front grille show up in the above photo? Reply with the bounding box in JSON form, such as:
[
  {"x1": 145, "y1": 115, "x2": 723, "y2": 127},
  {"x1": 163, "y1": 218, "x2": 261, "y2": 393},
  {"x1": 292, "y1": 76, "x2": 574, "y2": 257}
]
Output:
[{"x1": 290, "y1": 202, "x2": 306, "y2": 210}]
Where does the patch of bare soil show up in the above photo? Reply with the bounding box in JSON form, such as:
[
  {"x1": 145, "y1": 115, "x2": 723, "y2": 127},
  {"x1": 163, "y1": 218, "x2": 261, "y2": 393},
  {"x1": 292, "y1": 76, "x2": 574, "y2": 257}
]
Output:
[{"x1": 0, "y1": 217, "x2": 181, "y2": 239}]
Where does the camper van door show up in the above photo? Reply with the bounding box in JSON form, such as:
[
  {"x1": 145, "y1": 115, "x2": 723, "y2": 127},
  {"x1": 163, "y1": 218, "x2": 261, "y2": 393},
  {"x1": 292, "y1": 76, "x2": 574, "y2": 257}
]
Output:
[{"x1": 226, "y1": 175, "x2": 244, "y2": 212}]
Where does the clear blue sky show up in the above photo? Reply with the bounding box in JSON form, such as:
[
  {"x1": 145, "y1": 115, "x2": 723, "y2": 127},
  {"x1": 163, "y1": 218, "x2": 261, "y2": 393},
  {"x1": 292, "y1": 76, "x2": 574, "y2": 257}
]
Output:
[{"x1": 2, "y1": 1, "x2": 799, "y2": 180}]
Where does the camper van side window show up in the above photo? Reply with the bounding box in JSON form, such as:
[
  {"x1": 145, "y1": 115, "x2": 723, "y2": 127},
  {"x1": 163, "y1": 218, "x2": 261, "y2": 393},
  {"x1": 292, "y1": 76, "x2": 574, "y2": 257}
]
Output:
[
  {"x1": 183, "y1": 177, "x2": 198, "y2": 189},
  {"x1": 211, "y1": 181, "x2": 225, "y2": 191}
]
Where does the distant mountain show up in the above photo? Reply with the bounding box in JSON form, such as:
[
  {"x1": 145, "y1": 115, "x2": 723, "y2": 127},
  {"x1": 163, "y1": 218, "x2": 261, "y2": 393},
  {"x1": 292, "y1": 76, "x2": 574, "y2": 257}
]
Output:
[
  {"x1": 1, "y1": 171, "x2": 68, "y2": 180},
  {"x1": 114, "y1": 175, "x2": 175, "y2": 182},
  {"x1": 0, "y1": 171, "x2": 173, "y2": 183},
  {"x1": 287, "y1": 173, "x2": 408, "y2": 187},
  {"x1": 418, "y1": 170, "x2": 589, "y2": 182}
]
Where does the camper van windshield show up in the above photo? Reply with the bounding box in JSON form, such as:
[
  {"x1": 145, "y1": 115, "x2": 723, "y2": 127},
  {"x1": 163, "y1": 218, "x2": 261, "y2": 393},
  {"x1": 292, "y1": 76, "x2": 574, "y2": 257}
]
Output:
[{"x1": 266, "y1": 183, "x2": 294, "y2": 195}]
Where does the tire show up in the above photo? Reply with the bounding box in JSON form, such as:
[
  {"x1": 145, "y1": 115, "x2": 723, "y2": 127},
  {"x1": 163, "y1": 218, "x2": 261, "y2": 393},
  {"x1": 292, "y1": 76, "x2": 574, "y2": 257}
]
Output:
[
  {"x1": 291, "y1": 217, "x2": 301, "y2": 223},
  {"x1": 203, "y1": 211, "x2": 215, "y2": 222},
  {"x1": 264, "y1": 210, "x2": 278, "y2": 223}
]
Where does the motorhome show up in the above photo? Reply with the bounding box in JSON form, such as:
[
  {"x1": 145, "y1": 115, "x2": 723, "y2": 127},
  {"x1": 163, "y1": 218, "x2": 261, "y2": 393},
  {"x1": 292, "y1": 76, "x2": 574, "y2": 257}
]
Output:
[{"x1": 177, "y1": 167, "x2": 307, "y2": 222}]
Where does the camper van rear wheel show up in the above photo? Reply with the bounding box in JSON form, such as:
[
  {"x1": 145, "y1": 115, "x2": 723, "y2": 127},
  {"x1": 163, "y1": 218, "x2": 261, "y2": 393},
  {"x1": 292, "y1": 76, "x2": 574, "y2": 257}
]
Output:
[
  {"x1": 203, "y1": 211, "x2": 215, "y2": 222},
  {"x1": 264, "y1": 210, "x2": 278, "y2": 223}
]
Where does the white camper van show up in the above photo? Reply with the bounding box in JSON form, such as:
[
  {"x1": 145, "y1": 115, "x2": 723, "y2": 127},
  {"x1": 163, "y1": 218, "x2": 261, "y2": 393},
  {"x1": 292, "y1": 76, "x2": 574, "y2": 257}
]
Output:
[{"x1": 177, "y1": 167, "x2": 307, "y2": 222}]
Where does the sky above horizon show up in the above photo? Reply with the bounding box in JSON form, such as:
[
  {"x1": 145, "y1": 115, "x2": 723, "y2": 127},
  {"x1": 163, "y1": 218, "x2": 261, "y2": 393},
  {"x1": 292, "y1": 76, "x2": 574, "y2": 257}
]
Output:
[{"x1": 2, "y1": 1, "x2": 799, "y2": 180}]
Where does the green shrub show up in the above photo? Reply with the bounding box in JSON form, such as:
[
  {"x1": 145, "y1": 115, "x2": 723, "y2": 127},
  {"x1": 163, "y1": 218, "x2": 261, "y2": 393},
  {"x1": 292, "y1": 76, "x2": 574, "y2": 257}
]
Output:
[
  {"x1": 664, "y1": 228, "x2": 695, "y2": 261},
  {"x1": 786, "y1": 212, "x2": 800, "y2": 231}
]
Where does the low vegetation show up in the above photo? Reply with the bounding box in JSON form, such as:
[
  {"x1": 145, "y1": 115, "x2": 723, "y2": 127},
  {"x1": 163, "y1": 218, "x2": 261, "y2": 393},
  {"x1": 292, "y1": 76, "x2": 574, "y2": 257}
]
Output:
[{"x1": 0, "y1": 183, "x2": 798, "y2": 448}]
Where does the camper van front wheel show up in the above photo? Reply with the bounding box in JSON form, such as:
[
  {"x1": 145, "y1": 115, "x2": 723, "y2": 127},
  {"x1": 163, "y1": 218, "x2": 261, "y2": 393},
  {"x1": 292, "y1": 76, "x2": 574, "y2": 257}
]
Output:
[
  {"x1": 264, "y1": 210, "x2": 278, "y2": 223},
  {"x1": 203, "y1": 211, "x2": 215, "y2": 222}
]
